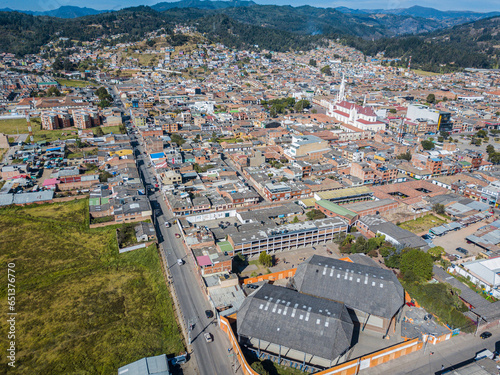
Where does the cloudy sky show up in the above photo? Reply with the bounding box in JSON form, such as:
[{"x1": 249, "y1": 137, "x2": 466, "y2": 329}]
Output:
[{"x1": 4, "y1": 0, "x2": 499, "y2": 12}]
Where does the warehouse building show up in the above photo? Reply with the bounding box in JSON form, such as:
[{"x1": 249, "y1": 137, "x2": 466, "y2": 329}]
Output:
[
  {"x1": 237, "y1": 283, "x2": 354, "y2": 368},
  {"x1": 291, "y1": 255, "x2": 405, "y2": 336}
]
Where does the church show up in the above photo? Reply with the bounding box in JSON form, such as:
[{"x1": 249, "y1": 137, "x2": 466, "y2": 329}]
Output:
[{"x1": 326, "y1": 76, "x2": 386, "y2": 132}]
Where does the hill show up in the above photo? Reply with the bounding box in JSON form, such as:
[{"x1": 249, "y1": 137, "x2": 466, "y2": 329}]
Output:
[
  {"x1": 0, "y1": 5, "x2": 109, "y2": 18},
  {"x1": 152, "y1": 0, "x2": 255, "y2": 11},
  {"x1": 362, "y1": 6, "x2": 500, "y2": 21},
  {"x1": 344, "y1": 16, "x2": 500, "y2": 71}
]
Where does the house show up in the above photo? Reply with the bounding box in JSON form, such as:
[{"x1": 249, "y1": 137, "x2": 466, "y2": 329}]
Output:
[{"x1": 135, "y1": 222, "x2": 157, "y2": 242}]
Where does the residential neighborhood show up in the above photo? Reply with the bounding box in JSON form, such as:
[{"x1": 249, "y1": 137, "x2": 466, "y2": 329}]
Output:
[{"x1": 1, "y1": 12, "x2": 500, "y2": 375}]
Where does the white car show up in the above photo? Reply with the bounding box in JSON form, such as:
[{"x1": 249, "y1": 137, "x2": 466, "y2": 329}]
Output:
[{"x1": 204, "y1": 332, "x2": 213, "y2": 342}]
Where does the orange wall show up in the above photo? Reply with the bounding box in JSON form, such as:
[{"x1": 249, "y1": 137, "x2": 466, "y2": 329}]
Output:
[
  {"x1": 244, "y1": 268, "x2": 297, "y2": 285},
  {"x1": 219, "y1": 316, "x2": 260, "y2": 375}
]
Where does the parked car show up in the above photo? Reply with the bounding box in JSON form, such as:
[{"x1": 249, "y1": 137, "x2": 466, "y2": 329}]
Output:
[
  {"x1": 205, "y1": 310, "x2": 214, "y2": 319},
  {"x1": 204, "y1": 332, "x2": 213, "y2": 342},
  {"x1": 456, "y1": 247, "x2": 468, "y2": 255},
  {"x1": 480, "y1": 331, "x2": 492, "y2": 339}
]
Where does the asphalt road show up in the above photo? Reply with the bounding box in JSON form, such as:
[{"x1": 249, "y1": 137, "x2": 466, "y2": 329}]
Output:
[
  {"x1": 131, "y1": 132, "x2": 238, "y2": 375},
  {"x1": 362, "y1": 326, "x2": 500, "y2": 375}
]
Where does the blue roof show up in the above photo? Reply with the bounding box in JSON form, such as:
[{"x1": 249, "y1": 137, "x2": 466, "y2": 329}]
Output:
[
  {"x1": 46, "y1": 147, "x2": 62, "y2": 152},
  {"x1": 150, "y1": 152, "x2": 165, "y2": 159},
  {"x1": 430, "y1": 158, "x2": 442, "y2": 162}
]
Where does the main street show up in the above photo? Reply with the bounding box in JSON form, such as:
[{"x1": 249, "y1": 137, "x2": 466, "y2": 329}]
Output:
[{"x1": 130, "y1": 129, "x2": 238, "y2": 375}]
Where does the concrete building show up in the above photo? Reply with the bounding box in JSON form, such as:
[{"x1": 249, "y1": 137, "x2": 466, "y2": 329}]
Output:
[
  {"x1": 406, "y1": 104, "x2": 453, "y2": 133},
  {"x1": 284, "y1": 135, "x2": 330, "y2": 161},
  {"x1": 227, "y1": 217, "x2": 348, "y2": 256}
]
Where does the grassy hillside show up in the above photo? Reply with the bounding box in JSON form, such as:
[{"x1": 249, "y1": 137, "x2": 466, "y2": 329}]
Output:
[{"x1": 0, "y1": 199, "x2": 184, "y2": 374}]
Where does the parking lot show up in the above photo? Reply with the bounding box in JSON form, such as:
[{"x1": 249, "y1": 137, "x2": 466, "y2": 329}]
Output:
[{"x1": 431, "y1": 219, "x2": 494, "y2": 257}]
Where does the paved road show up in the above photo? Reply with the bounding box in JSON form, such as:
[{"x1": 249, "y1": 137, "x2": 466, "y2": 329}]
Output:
[
  {"x1": 131, "y1": 131, "x2": 238, "y2": 375},
  {"x1": 362, "y1": 326, "x2": 500, "y2": 375}
]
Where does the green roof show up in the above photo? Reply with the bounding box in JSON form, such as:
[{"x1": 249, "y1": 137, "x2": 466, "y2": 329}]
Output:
[
  {"x1": 459, "y1": 161, "x2": 472, "y2": 166},
  {"x1": 315, "y1": 200, "x2": 357, "y2": 219},
  {"x1": 89, "y1": 197, "x2": 100, "y2": 206},
  {"x1": 218, "y1": 241, "x2": 233, "y2": 253}
]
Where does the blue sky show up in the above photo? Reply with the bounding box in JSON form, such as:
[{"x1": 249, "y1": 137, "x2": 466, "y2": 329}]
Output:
[{"x1": 4, "y1": 0, "x2": 499, "y2": 12}]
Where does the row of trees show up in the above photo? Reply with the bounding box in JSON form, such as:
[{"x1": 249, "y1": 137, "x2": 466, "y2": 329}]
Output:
[{"x1": 262, "y1": 97, "x2": 311, "y2": 117}]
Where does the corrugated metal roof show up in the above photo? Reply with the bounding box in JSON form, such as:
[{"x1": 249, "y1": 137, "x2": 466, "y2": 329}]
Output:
[
  {"x1": 316, "y1": 186, "x2": 372, "y2": 200},
  {"x1": 293, "y1": 255, "x2": 405, "y2": 319},
  {"x1": 237, "y1": 283, "x2": 353, "y2": 361},
  {"x1": 117, "y1": 354, "x2": 170, "y2": 375}
]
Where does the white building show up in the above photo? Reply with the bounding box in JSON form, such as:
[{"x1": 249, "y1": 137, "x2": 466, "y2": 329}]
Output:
[{"x1": 451, "y1": 257, "x2": 500, "y2": 298}]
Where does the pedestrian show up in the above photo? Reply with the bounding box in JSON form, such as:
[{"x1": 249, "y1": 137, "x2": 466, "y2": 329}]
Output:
[{"x1": 441, "y1": 365, "x2": 444, "y2": 370}]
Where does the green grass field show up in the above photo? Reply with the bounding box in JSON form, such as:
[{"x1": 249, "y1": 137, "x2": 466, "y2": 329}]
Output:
[
  {"x1": 398, "y1": 214, "x2": 447, "y2": 233},
  {"x1": 56, "y1": 78, "x2": 97, "y2": 88},
  {"x1": 0, "y1": 118, "x2": 28, "y2": 134},
  {"x1": 0, "y1": 199, "x2": 184, "y2": 374},
  {"x1": 0, "y1": 118, "x2": 77, "y2": 142}
]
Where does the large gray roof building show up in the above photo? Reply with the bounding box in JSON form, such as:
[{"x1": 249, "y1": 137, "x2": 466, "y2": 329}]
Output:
[
  {"x1": 292, "y1": 255, "x2": 405, "y2": 334},
  {"x1": 237, "y1": 283, "x2": 353, "y2": 363}
]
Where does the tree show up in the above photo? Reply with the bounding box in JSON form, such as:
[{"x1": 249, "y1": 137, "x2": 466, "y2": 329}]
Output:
[
  {"x1": 99, "y1": 171, "x2": 113, "y2": 182},
  {"x1": 309, "y1": 59, "x2": 316, "y2": 67},
  {"x1": 400, "y1": 248, "x2": 433, "y2": 282},
  {"x1": 251, "y1": 361, "x2": 269, "y2": 375},
  {"x1": 294, "y1": 99, "x2": 310, "y2": 112},
  {"x1": 428, "y1": 246, "x2": 445, "y2": 260},
  {"x1": 421, "y1": 140, "x2": 434, "y2": 150},
  {"x1": 385, "y1": 252, "x2": 401, "y2": 268},
  {"x1": 426, "y1": 94, "x2": 435, "y2": 104},
  {"x1": 259, "y1": 251, "x2": 273, "y2": 267},
  {"x1": 486, "y1": 144, "x2": 495, "y2": 155},
  {"x1": 433, "y1": 203, "x2": 446, "y2": 215},
  {"x1": 320, "y1": 65, "x2": 331, "y2": 75},
  {"x1": 292, "y1": 216, "x2": 299, "y2": 223},
  {"x1": 397, "y1": 151, "x2": 412, "y2": 161},
  {"x1": 98, "y1": 99, "x2": 111, "y2": 108},
  {"x1": 47, "y1": 86, "x2": 61, "y2": 96},
  {"x1": 94, "y1": 127, "x2": 105, "y2": 136},
  {"x1": 306, "y1": 209, "x2": 326, "y2": 221},
  {"x1": 170, "y1": 133, "x2": 185, "y2": 146},
  {"x1": 476, "y1": 129, "x2": 488, "y2": 138},
  {"x1": 95, "y1": 86, "x2": 112, "y2": 102}
]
